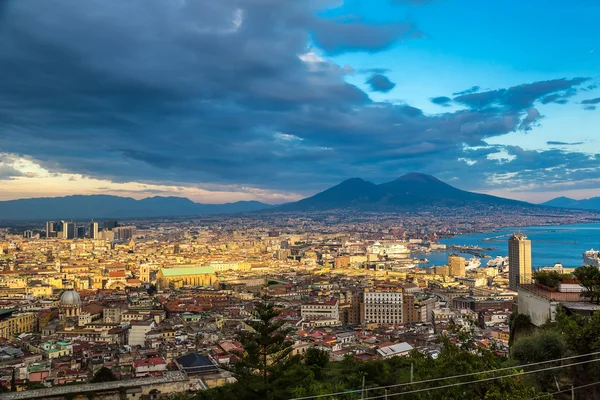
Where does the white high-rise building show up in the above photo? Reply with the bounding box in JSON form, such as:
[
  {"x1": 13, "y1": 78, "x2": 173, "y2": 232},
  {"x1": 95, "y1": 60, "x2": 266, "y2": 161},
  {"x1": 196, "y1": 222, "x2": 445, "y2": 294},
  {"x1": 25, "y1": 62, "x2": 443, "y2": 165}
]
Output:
[
  {"x1": 89, "y1": 221, "x2": 99, "y2": 239},
  {"x1": 62, "y1": 221, "x2": 76, "y2": 240}
]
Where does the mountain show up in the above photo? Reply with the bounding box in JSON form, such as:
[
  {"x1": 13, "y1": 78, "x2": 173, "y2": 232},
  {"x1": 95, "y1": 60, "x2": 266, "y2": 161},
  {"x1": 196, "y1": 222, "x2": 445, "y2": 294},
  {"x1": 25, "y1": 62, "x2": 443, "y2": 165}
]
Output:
[
  {"x1": 543, "y1": 196, "x2": 600, "y2": 211},
  {"x1": 277, "y1": 172, "x2": 531, "y2": 211},
  {"x1": 0, "y1": 195, "x2": 272, "y2": 220},
  {"x1": 278, "y1": 178, "x2": 387, "y2": 211}
]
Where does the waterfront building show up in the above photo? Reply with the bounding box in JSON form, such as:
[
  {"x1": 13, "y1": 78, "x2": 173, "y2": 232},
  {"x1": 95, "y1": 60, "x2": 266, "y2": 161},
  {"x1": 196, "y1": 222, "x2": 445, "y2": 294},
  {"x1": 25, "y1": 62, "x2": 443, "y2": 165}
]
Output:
[
  {"x1": 583, "y1": 249, "x2": 600, "y2": 267},
  {"x1": 508, "y1": 233, "x2": 532, "y2": 290},
  {"x1": 448, "y1": 254, "x2": 466, "y2": 277}
]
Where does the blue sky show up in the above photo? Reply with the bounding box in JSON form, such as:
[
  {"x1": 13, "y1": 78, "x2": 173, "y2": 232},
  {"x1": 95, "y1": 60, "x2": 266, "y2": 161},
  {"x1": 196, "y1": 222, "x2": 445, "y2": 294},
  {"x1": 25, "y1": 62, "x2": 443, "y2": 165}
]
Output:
[{"x1": 0, "y1": 0, "x2": 599, "y2": 203}]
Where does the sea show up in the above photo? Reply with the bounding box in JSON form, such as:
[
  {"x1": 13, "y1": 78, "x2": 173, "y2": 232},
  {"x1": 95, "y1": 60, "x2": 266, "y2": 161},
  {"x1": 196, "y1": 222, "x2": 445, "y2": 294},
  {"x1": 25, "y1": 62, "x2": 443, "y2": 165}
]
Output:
[{"x1": 419, "y1": 223, "x2": 600, "y2": 268}]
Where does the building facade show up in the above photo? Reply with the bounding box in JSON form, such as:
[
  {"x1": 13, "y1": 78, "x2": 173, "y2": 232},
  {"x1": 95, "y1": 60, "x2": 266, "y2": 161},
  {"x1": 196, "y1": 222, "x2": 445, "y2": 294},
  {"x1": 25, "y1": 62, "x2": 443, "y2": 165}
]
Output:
[
  {"x1": 448, "y1": 254, "x2": 466, "y2": 277},
  {"x1": 363, "y1": 289, "x2": 403, "y2": 326},
  {"x1": 509, "y1": 233, "x2": 532, "y2": 291},
  {"x1": 157, "y1": 266, "x2": 217, "y2": 289},
  {"x1": 0, "y1": 311, "x2": 35, "y2": 339},
  {"x1": 301, "y1": 299, "x2": 339, "y2": 321}
]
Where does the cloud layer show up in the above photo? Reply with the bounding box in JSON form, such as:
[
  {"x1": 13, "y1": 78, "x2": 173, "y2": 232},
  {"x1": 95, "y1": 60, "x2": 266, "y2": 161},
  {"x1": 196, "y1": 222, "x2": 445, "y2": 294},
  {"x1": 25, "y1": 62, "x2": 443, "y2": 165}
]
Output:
[{"x1": 0, "y1": 0, "x2": 598, "y2": 200}]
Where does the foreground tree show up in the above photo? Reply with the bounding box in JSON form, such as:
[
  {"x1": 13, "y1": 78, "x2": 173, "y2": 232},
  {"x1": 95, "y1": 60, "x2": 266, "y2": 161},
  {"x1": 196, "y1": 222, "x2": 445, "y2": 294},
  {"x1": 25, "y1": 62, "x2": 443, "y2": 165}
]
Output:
[
  {"x1": 511, "y1": 330, "x2": 566, "y2": 391},
  {"x1": 91, "y1": 366, "x2": 117, "y2": 383},
  {"x1": 10, "y1": 369, "x2": 16, "y2": 392},
  {"x1": 198, "y1": 298, "x2": 301, "y2": 400},
  {"x1": 574, "y1": 266, "x2": 600, "y2": 303},
  {"x1": 508, "y1": 313, "x2": 534, "y2": 346}
]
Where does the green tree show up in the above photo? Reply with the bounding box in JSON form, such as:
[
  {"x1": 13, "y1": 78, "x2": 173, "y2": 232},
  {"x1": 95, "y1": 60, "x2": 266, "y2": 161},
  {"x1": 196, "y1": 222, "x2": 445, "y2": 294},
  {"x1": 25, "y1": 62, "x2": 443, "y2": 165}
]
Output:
[
  {"x1": 511, "y1": 330, "x2": 566, "y2": 391},
  {"x1": 91, "y1": 366, "x2": 118, "y2": 383},
  {"x1": 10, "y1": 369, "x2": 16, "y2": 392},
  {"x1": 554, "y1": 308, "x2": 600, "y2": 397},
  {"x1": 304, "y1": 347, "x2": 330, "y2": 380},
  {"x1": 223, "y1": 298, "x2": 300, "y2": 400},
  {"x1": 533, "y1": 271, "x2": 566, "y2": 288},
  {"x1": 305, "y1": 348, "x2": 329, "y2": 368},
  {"x1": 508, "y1": 313, "x2": 534, "y2": 346},
  {"x1": 574, "y1": 265, "x2": 600, "y2": 303}
]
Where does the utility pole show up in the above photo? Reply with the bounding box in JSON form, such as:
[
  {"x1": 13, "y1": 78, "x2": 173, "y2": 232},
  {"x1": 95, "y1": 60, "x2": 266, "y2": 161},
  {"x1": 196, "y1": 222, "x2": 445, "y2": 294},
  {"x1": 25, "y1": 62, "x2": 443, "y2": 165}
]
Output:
[
  {"x1": 361, "y1": 374, "x2": 366, "y2": 399},
  {"x1": 410, "y1": 363, "x2": 414, "y2": 383},
  {"x1": 572, "y1": 385, "x2": 575, "y2": 400}
]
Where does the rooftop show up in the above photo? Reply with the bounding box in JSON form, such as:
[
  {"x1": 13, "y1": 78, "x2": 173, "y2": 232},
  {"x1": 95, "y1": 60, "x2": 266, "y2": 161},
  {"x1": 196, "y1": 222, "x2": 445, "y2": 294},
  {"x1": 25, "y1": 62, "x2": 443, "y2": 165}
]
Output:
[{"x1": 160, "y1": 266, "x2": 215, "y2": 277}]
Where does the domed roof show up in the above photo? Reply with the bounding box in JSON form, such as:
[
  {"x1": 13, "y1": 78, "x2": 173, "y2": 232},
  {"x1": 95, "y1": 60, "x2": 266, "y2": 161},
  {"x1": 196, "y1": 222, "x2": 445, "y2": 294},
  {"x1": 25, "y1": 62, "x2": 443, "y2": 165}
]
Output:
[{"x1": 60, "y1": 290, "x2": 82, "y2": 307}]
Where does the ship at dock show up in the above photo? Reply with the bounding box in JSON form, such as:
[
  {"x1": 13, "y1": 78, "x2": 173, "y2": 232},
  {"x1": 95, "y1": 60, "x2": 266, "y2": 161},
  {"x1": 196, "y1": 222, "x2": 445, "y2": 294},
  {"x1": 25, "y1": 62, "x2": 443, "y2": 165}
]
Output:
[
  {"x1": 367, "y1": 242, "x2": 411, "y2": 259},
  {"x1": 465, "y1": 257, "x2": 481, "y2": 271},
  {"x1": 486, "y1": 256, "x2": 509, "y2": 272},
  {"x1": 583, "y1": 249, "x2": 600, "y2": 267}
]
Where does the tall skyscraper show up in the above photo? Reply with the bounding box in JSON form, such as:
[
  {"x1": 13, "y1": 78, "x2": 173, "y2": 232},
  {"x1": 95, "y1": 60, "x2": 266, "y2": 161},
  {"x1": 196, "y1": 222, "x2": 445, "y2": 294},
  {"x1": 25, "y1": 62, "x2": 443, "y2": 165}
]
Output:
[
  {"x1": 89, "y1": 221, "x2": 99, "y2": 239},
  {"x1": 45, "y1": 221, "x2": 56, "y2": 238},
  {"x1": 104, "y1": 220, "x2": 118, "y2": 230},
  {"x1": 509, "y1": 233, "x2": 532, "y2": 290},
  {"x1": 62, "y1": 221, "x2": 76, "y2": 240},
  {"x1": 113, "y1": 226, "x2": 136, "y2": 241},
  {"x1": 448, "y1": 254, "x2": 466, "y2": 277}
]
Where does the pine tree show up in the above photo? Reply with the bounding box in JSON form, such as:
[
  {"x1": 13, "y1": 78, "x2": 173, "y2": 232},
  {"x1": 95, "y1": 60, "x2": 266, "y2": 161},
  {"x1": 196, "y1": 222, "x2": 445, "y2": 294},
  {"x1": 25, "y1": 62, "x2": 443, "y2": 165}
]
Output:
[
  {"x1": 228, "y1": 297, "x2": 300, "y2": 400},
  {"x1": 91, "y1": 366, "x2": 117, "y2": 383},
  {"x1": 10, "y1": 369, "x2": 16, "y2": 392}
]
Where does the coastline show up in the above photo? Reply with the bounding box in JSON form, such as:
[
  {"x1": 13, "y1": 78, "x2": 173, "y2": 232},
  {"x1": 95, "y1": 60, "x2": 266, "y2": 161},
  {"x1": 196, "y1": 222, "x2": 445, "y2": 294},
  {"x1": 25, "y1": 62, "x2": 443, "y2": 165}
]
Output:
[{"x1": 418, "y1": 222, "x2": 600, "y2": 268}]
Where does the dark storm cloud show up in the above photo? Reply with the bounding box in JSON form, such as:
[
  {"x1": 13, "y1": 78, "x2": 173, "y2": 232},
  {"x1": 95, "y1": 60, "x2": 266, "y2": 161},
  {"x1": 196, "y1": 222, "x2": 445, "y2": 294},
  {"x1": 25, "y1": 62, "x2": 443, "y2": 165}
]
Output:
[
  {"x1": 582, "y1": 97, "x2": 600, "y2": 104},
  {"x1": 430, "y1": 96, "x2": 451, "y2": 106},
  {"x1": 311, "y1": 16, "x2": 424, "y2": 55},
  {"x1": 366, "y1": 74, "x2": 396, "y2": 92},
  {"x1": 0, "y1": 165, "x2": 25, "y2": 180},
  {"x1": 540, "y1": 90, "x2": 575, "y2": 105},
  {"x1": 519, "y1": 108, "x2": 542, "y2": 131},
  {"x1": 0, "y1": 0, "x2": 596, "y2": 195},
  {"x1": 453, "y1": 86, "x2": 480, "y2": 96},
  {"x1": 547, "y1": 141, "x2": 584, "y2": 146},
  {"x1": 453, "y1": 78, "x2": 589, "y2": 110}
]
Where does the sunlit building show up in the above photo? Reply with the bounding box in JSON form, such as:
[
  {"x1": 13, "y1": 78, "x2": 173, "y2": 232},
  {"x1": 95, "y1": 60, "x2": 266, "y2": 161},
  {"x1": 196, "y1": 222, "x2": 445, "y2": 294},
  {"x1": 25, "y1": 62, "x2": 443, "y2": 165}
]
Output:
[{"x1": 509, "y1": 233, "x2": 532, "y2": 290}]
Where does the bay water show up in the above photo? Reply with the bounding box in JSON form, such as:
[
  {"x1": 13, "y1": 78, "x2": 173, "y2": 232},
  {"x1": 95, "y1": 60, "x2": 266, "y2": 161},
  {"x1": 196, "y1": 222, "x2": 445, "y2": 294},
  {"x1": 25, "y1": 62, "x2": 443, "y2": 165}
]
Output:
[{"x1": 421, "y1": 223, "x2": 600, "y2": 268}]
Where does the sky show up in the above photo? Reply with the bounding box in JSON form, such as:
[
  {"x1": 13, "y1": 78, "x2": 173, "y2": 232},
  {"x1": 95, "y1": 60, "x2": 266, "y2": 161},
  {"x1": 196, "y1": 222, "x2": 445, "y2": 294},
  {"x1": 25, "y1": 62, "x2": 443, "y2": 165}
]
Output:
[{"x1": 0, "y1": 0, "x2": 599, "y2": 204}]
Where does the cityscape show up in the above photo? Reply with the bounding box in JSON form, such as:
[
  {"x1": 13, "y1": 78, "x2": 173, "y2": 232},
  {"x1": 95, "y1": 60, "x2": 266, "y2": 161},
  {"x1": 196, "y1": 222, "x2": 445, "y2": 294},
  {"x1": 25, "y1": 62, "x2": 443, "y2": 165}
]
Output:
[
  {"x1": 0, "y1": 208, "x2": 600, "y2": 399},
  {"x1": 2, "y1": 0, "x2": 600, "y2": 399}
]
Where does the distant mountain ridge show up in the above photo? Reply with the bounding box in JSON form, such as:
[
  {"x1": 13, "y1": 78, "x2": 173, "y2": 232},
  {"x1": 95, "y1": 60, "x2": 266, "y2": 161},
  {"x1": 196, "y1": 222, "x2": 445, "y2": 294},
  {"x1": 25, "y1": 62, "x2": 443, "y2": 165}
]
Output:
[
  {"x1": 0, "y1": 195, "x2": 272, "y2": 220},
  {"x1": 276, "y1": 172, "x2": 534, "y2": 211},
  {"x1": 543, "y1": 196, "x2": 600, "y2": 211}
]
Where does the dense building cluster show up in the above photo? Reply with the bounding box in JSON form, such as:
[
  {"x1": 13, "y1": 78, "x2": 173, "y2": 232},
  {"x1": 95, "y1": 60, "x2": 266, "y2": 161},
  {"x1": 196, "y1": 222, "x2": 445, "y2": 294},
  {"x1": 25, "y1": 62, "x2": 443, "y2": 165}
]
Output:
[{"x1": 0, "y1": 209, "x2": 593, "y2": 396}]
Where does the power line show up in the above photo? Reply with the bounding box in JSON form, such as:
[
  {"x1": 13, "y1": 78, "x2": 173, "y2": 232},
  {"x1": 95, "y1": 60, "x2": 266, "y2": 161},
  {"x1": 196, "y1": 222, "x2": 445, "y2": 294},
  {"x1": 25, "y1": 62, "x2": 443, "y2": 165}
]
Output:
[
  {"x1": 361, "y1": 358, "x2": 600, "y2": 400},
  {"x1": 289, "y1": 351, "x2": 600, "y2": 400},
  {"x1": 525, "y1": 380, "x2": 600, "y2": 400}
]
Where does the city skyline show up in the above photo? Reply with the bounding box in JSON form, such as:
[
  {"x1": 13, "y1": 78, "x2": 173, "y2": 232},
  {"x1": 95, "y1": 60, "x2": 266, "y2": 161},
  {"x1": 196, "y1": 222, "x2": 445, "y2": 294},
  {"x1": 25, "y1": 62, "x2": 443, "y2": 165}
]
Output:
[{"x1": 1, "y1": 0, "x2": 600, "y2": 204}]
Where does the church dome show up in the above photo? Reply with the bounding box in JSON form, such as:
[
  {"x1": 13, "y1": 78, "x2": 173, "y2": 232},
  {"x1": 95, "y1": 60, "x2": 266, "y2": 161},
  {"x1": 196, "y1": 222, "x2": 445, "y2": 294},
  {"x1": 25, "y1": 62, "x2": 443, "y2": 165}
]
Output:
[{"x1": 60, "y1": 290, "x2": 82, "y2": 307}]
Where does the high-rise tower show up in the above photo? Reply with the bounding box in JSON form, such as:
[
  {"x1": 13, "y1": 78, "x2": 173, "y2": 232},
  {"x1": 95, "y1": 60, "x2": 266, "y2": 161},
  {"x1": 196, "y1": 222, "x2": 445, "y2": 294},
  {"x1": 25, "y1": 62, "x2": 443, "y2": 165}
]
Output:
[
  {"x1": 89, "y1": 221, "x2": 99, "y2": 239},
  {"x1": 62, "y1": 221, "x2": 76, "y2": 240},
  {"x1": 509, "y1": 233, "x2": 532, "y2": 290},
  {"x1": 448, "y1": 254, "x2": 466, "y2": 277}
]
